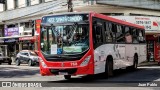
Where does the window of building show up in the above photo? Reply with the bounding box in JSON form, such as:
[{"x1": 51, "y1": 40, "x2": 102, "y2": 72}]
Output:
[
  {"x1": 14, "y1": 0, "x2": 18, "y2": 8},
  {"x1": 102, "y1": 13, "x2": 124, "y2": 16},
  {"x1": 4, "y1": 1, "x2": 7, "y2": 11},
  {"x1": 39, "y1": 0, "x2": 45, "y2": 4},
  {"x1": 26, "y1": 0, "x2": 31, "y2": 6},
  {"x1": 7, "y1": 24, "x2": 16, "y2": 28},
  {"x1": 20, "y1": 22, "x2": 31, "y2": 28}
]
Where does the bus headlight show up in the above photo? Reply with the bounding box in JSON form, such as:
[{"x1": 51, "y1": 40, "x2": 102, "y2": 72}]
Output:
[
  {"x1": 80, "y1": 55, "x2": 91, "y2": 67},
  {"x1": 39, "y1": 57, "x2": 47, "y2": 68}
]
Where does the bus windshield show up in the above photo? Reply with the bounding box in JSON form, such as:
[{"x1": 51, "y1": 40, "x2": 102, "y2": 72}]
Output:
[{"x1": 40, "y1": 23, "x2": 89, "y2": 55}]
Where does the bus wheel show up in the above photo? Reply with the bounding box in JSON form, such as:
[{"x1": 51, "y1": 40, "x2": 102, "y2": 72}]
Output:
[
  {"x1": 131, "y1": 55, "x2": 138, "y2": 70},
  {"x1": 105, "y1": 58, "x2": 113, "y2": 77},
  {"x1": 64, "y1": 75, "x2": 71, "y2": 80}
]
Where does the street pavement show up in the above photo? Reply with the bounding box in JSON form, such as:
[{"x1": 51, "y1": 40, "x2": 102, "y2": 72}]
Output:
[{"x1": 0, "y1": 63, "x2": 160, "y2": 90}]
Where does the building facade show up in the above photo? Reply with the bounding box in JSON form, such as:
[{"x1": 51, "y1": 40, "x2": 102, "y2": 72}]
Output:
[
  {"x1": 0, "y1": 0, "x2": 93, "y2": 58},
  {"x1": 0, "y1": 0, "x2": 160, "y2": 62}
]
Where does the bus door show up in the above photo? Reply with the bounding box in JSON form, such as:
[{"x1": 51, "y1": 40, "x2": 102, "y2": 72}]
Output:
[
  {"x1": 115, "y1": 25, "x2": 126, "y2": 68},
  {"x1": 114, "y1": 44, "x2": 126, "y2": 68},
  {"x1": 92, "y1": 20, "x2": 106, "y2": 74}
]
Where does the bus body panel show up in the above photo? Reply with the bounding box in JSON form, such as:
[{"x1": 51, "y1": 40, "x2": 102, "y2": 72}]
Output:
[
  {"x1": 125, "y1": 44, "x2": 139, "y2": 66},
  {"x1": 39, "y1": 48, "x2": 94, "y2": 76},
  {"x1": 139, "y1": 44, "x2": 147, "y2": 64},
  {"x1": 94, "y1": 44, "x2": 146, "y2": 74}
]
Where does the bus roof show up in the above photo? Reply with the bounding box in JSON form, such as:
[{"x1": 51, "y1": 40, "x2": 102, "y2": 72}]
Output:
[{"x1": 42, "y1": 12, "x2": 144, "y2": 29}]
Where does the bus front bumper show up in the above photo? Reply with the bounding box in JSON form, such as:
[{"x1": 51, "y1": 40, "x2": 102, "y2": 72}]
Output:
[{"x1": 40, "y1": 65, "x2": 93, "y2": 76}]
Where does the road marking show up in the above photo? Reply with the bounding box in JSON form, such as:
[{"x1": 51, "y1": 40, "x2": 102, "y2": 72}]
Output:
[{"x1": 138, "y1": 66, "x2": 160, "y2": 69}]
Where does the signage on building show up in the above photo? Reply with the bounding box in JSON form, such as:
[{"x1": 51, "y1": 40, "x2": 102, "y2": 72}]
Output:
[
  {"x1": 4, "y1": 38, "x2": 18, "y2": 43},
  {"x1": 19, "y1": 37, "x2": 35, "y2": 41},
  {"x1": 111, "y1": 16, "x2": 160, "y2": 33},
  {"x1": 4, "y1": 27, "x2": 19, "y2": 36}
]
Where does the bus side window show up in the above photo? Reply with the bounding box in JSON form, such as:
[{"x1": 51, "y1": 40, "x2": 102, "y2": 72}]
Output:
[
  {"x1": 138, "y1": 30, "x2": 145, "y2": 43},
  {"x1": 94, "y1": 23, "x2": 103, "y2": 43},
  {"x1": 105, "y1": 22, "x2": 111, "y2": 42},
  {"x1": 125, "y1": 27, "x2": 133, "y2": 43},
  {"x1": 92, "y1": 20, "x2": 104, "y2": 48},
  {"x1": 105, "y1": 22, "x2": 115, "y2": 43},
  {"x1": 132, "y1": 29, "x2": 139, "y2": 44},
  {"x1": 116, "y1": 25, "x2": 125, "y2": 43}
]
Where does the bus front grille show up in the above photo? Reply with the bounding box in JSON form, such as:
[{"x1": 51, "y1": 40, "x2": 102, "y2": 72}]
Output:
[{"x1": 49, "y1": 68, "x2": 77, "y2": 75}]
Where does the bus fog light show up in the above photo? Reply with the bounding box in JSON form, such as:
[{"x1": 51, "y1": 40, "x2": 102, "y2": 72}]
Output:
[
  {"x1": 80, "y1": 55, "x2": 91, "y2": 67},
  {"x1": 39, "y1": 57, "x2": 47, "y2": 68}
]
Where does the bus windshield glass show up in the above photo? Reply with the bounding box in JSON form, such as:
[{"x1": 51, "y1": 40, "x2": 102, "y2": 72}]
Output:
[{"x1": 40, "y1": 14, "x2": 89, "y2": 55}]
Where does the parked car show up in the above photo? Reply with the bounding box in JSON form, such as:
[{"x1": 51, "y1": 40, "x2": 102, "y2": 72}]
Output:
[{"x1": 15, "y1": 50, "x2": 39, "y2": 66}]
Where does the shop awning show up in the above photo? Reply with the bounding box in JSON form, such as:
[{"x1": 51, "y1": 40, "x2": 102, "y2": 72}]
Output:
[
  {"x1": 0, "y1": 36, "x2": 20, "y2": 43},
  {"x1": 19, "y1": 36, "x2": 35, "y2": 41}
]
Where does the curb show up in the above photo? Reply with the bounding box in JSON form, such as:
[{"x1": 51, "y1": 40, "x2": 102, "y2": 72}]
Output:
[{"x1": 139, "y1": 61, "x2": 158, "y2": 66}]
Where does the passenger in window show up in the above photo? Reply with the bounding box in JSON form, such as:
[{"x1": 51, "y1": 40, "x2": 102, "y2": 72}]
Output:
[
  {"x1": 73, "y1": 34, "x2": 79, "y2": 41},
  {"x1": 125, "y1": 33, "x2": 132, "y2": 43},
  {"x1": 57, "y1": 35, "x2": 63, "y2": 48}
]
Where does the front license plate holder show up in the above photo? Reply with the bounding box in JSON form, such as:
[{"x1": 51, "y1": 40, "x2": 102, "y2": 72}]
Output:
[{"x1": 59, "y1": 72, "x2": 68, "y2": 75}]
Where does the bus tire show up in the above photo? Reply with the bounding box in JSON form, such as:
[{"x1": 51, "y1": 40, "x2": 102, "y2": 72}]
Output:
[
  {"x1": 131, "y1": 55, "x2": 138, "y2": 70},
  {"x1": 64, "y1": 75, "x2": 71, "y2": 80},
  {"x1": 105, "y1": 57, "x2": 113, "y2": 77}
]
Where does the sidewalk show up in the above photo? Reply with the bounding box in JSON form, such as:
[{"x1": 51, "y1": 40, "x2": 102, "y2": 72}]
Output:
[{"x1": 139, "y1": 61, "x2": 158, "y2": 66}]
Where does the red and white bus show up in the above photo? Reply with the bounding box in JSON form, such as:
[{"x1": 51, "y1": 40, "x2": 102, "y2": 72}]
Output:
[{"x1": 38, "y1": 12, "x2": 146, "y2": 79}]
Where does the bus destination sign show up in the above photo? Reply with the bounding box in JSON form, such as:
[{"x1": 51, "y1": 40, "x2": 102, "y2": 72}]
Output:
[{"x1": 45, "y1": 15, "x2": 86, "y2": 23}]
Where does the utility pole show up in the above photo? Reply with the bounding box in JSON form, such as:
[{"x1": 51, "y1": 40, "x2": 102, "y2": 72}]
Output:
[{"x1": 68, "y1": 0, "x2": 73, "y2": 12}]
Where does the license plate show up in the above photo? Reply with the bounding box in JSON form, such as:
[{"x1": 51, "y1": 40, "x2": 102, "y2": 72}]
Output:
[{"x1": 59, "y1": 72, "x2": 68, "y2": 75}]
